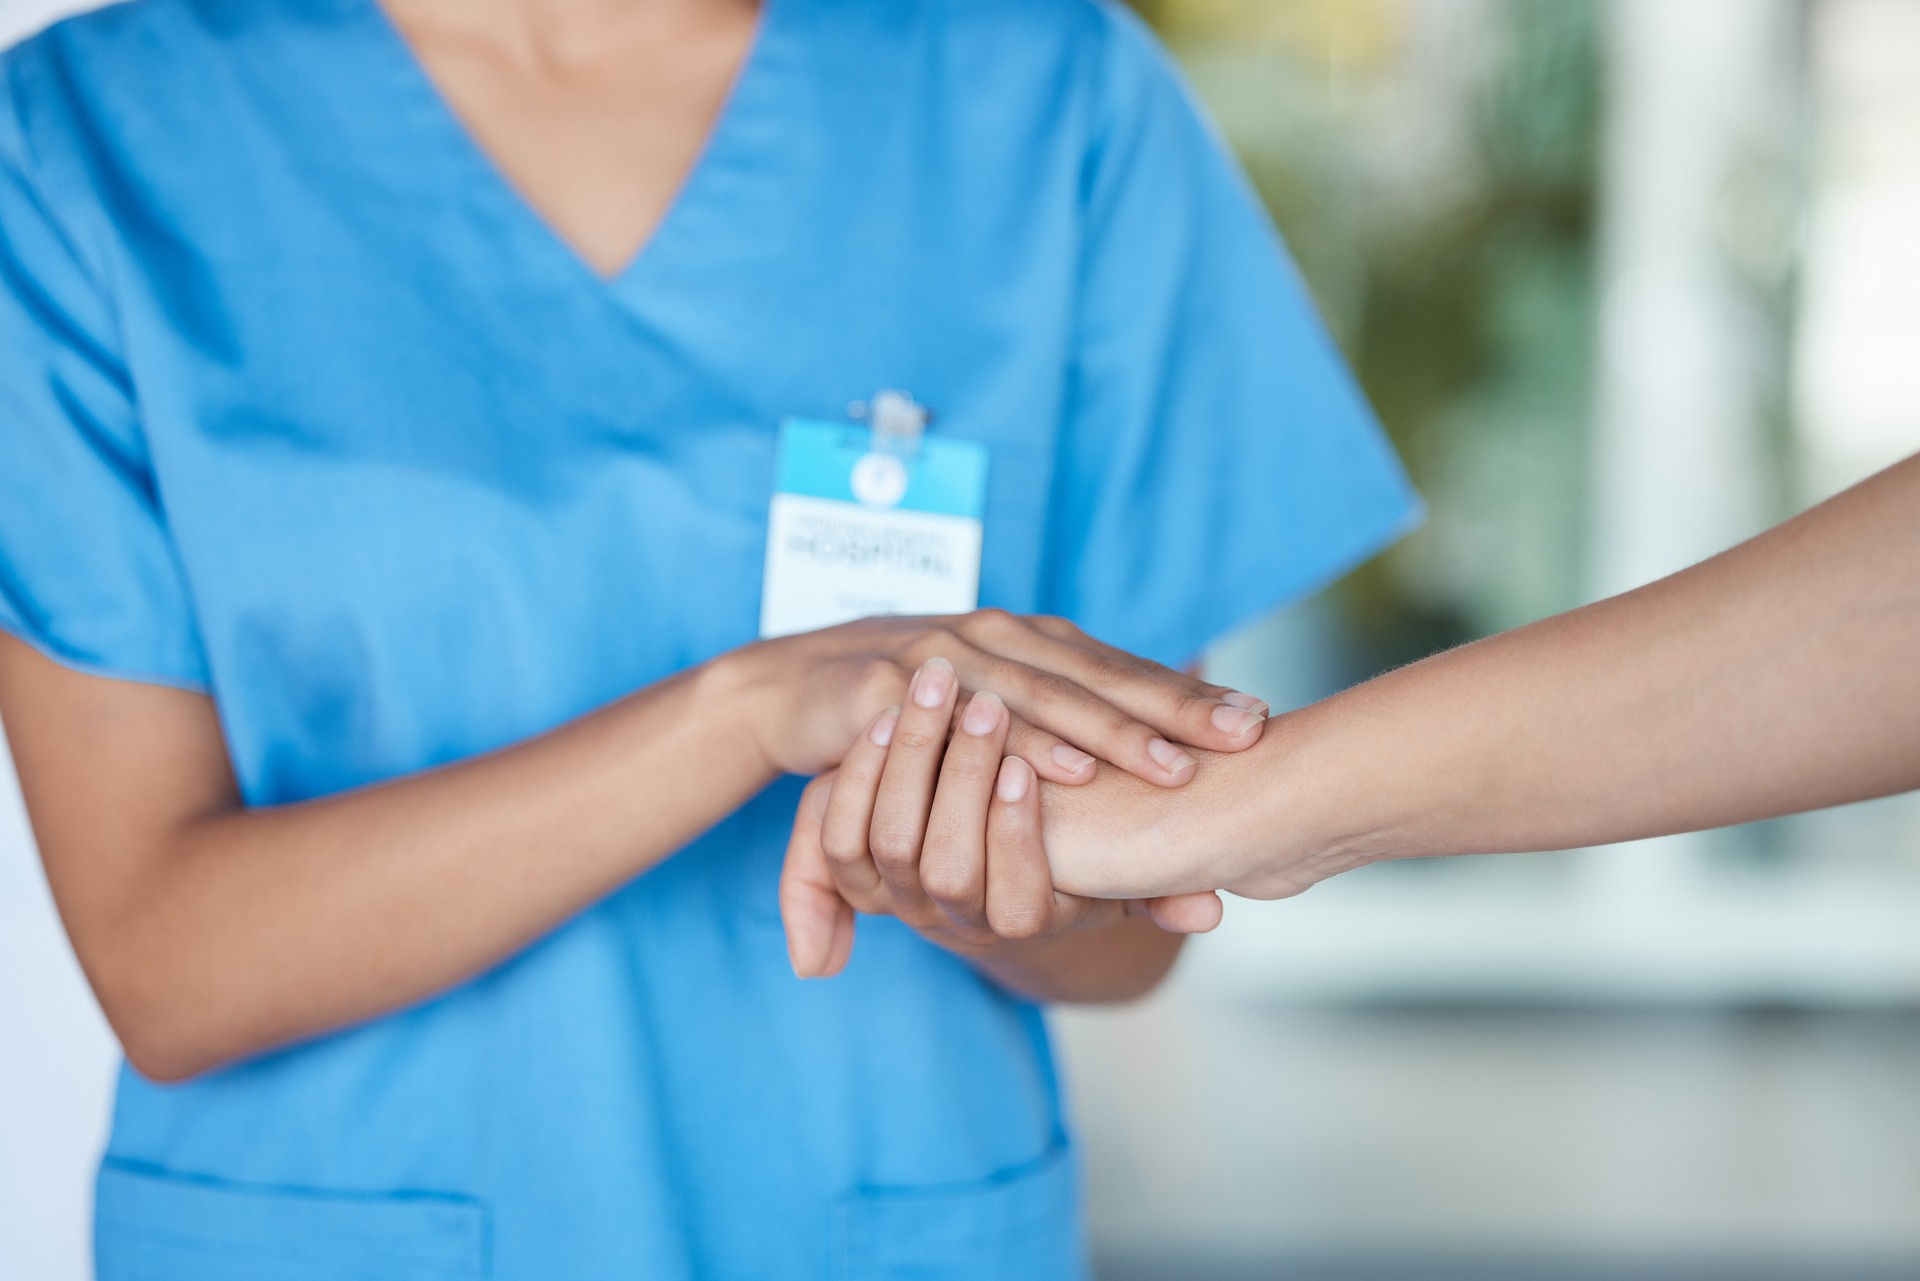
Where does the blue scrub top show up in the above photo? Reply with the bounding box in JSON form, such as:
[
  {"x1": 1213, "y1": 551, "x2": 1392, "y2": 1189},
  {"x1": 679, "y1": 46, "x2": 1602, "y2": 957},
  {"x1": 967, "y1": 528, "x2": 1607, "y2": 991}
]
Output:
[{"x1": 0, "y1": 0, "x2": 1419, "y2": 1276}]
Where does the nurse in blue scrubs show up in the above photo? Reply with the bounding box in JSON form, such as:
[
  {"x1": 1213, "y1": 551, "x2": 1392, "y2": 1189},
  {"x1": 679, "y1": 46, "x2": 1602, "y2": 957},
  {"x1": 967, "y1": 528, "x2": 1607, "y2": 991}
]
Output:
[{"x1": 0, "y1": 0, "x2": 1416, "y2": 1276}]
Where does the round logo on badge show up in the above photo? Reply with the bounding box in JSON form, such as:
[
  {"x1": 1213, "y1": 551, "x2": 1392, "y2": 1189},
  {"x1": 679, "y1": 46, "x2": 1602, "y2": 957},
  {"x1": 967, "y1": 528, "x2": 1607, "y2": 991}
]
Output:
[{"x1": 851, "y1": 452, "x2": 910, "y2": 509}]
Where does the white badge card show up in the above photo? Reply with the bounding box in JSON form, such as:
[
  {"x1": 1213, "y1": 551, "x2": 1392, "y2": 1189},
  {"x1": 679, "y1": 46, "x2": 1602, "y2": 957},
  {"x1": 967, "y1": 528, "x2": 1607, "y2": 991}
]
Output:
[{"x1": 759, "y1": 418, "x2": 989, "y2": 638}]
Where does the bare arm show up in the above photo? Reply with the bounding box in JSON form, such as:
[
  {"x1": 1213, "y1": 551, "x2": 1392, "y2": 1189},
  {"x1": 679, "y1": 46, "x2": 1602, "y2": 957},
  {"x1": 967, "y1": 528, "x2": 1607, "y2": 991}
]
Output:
[
  {"x1": 1030, "y1": 452, "x2": 1920, "y2": 900},
  {"x1": 0, "y1": 612, "x2": 1265, "y2": 1081},
  {"x1": 0, "y1": 640, "x2": 768, "y2": 1084}
]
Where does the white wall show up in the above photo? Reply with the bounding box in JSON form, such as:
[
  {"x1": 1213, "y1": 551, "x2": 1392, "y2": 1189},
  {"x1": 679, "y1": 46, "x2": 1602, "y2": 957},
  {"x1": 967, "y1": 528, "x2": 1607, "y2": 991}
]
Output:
[{"x1": 1, "y1": 3, "x2": 120, "y2": 1276}]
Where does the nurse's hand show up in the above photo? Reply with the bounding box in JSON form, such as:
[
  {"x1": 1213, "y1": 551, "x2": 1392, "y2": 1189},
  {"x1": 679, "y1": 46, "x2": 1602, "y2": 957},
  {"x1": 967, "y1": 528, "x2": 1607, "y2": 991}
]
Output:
[
  {"x1": 725, "y1": 610, "x2": 1269, "y2": 789},
  {"x1": 779, "y1": 661, "x2": 1226, "y2": 980}
]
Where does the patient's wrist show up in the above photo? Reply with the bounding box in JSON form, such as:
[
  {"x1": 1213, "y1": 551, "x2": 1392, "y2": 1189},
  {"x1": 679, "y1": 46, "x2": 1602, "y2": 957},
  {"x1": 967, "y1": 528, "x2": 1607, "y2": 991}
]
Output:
[
  {"x1": 1220, "y1": 706, "x2": 1402, "y2": 898},
  {"x1": 1194, "y1": 726, "x2": 1305, "y2": 891}
]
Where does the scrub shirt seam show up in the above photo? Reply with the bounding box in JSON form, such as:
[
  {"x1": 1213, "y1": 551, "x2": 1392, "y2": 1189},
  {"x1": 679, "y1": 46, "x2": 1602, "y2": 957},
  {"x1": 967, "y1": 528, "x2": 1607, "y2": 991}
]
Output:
[
  {"x1": 0, "y1": 614, "x2": 210, "y2": 694},
  {"x1": 94, "y1": 1220, "x2": 483, "y2": 1271}
]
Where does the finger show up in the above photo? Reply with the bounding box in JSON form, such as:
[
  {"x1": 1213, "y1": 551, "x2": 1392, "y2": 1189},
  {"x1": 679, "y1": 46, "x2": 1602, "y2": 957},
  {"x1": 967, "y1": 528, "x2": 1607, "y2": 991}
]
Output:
[
  {"x1": 1010, "y1": 624, "x2": 1271, "y2": 758},
  {"x1": 920, "y1": 690, "x2": 1009, "y2": 935},
  {"x1": 933, "y1": 632, "x2": 1195, "y2": 788},
  {"x1": 983, "y1": 756, "x2": 1059, "y2": 940},
  {"x1": 1003, "y1": 714, "x2": 1099, "y2": 786},
  {"x1": 972, "y1": 654, "x2": 1203, "y2": 788},
  {"x1": 976, "y1": 764, "x2": 1198, "y2": 937},
  {"x1": 1052, "y1": 890, "x2": 1223, "y2": 936},
  {"x1": 819, "y1": 706, "x2": 895, "y2": 906},
  {"x1": 960, "y1": 609, "x2": 1272, "y2": 755},
  {"x1": 779, "y1": 773, "x2": 858, "y2": 978},
  {"x1": 868, "y1": 657, "x2": 958, "y2": 910},
  {"x1": 1144, "y1": 892, "x2": 1224, "y2": 934}
]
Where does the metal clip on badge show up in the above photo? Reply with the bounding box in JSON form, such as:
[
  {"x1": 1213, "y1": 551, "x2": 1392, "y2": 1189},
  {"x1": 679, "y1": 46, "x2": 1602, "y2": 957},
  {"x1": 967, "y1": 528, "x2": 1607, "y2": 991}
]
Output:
[
  {"x1": 846, "y1": 389, "x2": 931, "y2": 509},
  {"x1": 849, "y1": 389, "x2": 932, "y2": 462}
]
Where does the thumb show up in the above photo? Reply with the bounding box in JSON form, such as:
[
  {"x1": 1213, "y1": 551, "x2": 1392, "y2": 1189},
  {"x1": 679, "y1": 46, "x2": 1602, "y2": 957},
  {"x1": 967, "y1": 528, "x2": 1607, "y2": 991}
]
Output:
[{"x1": 779, "y1": 774, "x2": 858, "y2": 977}]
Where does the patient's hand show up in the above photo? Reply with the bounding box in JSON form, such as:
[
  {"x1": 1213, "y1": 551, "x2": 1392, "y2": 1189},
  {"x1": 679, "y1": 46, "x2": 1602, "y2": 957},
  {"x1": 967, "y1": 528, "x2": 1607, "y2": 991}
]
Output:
[
  {"x1": 1036, "y1": 725, "x2": 1372, "y2": 904},
  {"x1": 1030, "y1": 745, "x2": 1261, "y2": 898}
]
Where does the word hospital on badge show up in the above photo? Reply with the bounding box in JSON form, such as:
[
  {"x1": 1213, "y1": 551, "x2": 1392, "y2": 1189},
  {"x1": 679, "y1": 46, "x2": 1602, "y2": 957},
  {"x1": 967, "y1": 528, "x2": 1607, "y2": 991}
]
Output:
[{"x1": 759, "y1": 400, "x2": 988, "y2": 639}]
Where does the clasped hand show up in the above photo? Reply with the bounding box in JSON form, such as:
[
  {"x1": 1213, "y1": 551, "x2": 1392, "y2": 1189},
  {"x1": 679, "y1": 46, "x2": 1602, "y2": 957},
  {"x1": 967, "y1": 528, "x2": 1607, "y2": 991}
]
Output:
[{"x1": 758, "y1": 611, "x2": 1264, "y2": 977}]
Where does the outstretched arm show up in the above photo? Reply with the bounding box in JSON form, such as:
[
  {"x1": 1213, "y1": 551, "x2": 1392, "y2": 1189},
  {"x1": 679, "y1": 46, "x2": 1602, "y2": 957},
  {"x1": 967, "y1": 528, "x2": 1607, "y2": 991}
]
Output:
[{"x1": 1052, "y1": 451, "x2": 1920, "y2": 900}]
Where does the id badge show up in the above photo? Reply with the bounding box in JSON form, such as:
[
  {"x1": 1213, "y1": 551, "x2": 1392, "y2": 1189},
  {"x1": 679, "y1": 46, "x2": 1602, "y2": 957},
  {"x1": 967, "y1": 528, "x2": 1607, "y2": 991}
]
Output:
[{"x1": 759, "y1": 415, "x2": 988, "y2": 638}]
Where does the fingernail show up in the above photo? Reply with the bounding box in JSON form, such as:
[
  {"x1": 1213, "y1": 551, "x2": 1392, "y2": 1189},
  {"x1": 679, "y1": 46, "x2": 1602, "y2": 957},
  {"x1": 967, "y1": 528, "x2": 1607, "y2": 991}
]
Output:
[
  {"x1": 961, "y1": 690, "x2": 1004, "y2": 736},
  {"x1": 911, "y1": 657, "x2": 954, "y2": 709},
  {"x1": 1210, "y1": 704, "x2": 1263, "y2": 737},
  {"x1": 1221, "y1": 691, "x2": 1269, "y2": 715},
  {"x1": 996, "y1": 756, "x2": 1033, "y2": 802},
  {"x1": 1147, "y1": 738, "x2": 1196, "y2": 775},
  {"x1": 869, "y1": 706, "x2": 900, "y2": 747},
  {"x1": 1051, "y1": 743, "x2": 1095, "y2": 774}
]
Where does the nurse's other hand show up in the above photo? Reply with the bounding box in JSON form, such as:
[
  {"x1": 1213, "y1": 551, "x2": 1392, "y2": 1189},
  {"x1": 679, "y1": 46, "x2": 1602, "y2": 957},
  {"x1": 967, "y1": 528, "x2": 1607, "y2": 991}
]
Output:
[
  {"x1": 779, "y1": 671, "x2": 1224, "y2": 977},
  {"x1": 723, "y1": 611, "x2": 1268, "y2": 787}
]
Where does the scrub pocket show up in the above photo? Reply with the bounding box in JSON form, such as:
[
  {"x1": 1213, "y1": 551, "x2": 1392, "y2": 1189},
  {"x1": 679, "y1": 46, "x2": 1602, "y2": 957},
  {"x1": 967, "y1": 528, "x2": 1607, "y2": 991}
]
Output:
[
  {"x1": 829, "y1": 1143, "x2": 1087, "y2": 1281},
  {"x1": 94, "y1": 1159, "x2": 490, "y2": 1281}
]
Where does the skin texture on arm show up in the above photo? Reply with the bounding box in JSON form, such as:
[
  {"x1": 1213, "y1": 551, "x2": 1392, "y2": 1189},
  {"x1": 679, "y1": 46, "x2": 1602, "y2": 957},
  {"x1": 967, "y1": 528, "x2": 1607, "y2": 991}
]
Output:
[
  {"x1": 1037, "y1": 451, "x2": 1920, "y2": 901},
  {"x1": 0, "y1": 640, "x2": 764, "y2": 1084},
  {"x1": 0, "y1": 612, "x2": 1261, "y2": 1082}
]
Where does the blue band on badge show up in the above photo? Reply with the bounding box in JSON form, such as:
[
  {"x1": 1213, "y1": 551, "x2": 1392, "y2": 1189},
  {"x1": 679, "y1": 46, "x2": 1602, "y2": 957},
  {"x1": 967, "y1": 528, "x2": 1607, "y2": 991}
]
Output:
[{"x1": 775, "y1": 419, "x2": 988, "y2": 518}]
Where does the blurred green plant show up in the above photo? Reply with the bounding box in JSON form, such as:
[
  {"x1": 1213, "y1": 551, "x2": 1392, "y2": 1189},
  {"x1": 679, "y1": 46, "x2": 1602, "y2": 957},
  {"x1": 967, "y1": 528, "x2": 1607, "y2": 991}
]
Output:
[{"x1": 1140, "y1": 0, "x2": 1603, "y2": 679}]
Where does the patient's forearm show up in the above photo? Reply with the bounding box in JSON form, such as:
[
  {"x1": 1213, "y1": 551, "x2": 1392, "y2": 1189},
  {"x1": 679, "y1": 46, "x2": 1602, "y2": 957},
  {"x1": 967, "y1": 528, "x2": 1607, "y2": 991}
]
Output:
[
  {"x1": 1044, "y1": 455, "x2": 1920, "y2": 901},
  {"x1": 1253, "y1": 453, "x2": 1920, "y2": 884}
]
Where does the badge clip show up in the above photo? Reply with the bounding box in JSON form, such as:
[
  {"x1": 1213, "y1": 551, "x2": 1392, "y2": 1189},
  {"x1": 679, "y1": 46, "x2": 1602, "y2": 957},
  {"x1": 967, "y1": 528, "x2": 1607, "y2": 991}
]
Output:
[{"x1": 849, "y1": 389, "x2": 933, "y2": 462}]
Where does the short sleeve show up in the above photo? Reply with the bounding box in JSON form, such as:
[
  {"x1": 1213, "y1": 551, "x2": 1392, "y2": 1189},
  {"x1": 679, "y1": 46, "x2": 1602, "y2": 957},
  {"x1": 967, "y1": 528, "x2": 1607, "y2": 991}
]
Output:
[
  {"x1": 1042, "y1": 6, "x2": 1420, "y2": 667},
  {"x1": 0, "y1": 55, "x2": 208, "y2": 689}
]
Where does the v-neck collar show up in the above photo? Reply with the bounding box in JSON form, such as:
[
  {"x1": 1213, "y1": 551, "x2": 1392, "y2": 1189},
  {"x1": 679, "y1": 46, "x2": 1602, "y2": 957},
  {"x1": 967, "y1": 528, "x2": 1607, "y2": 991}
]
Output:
[{"x1": 353, "y1": 0, "x2": 784, "y2": 294}]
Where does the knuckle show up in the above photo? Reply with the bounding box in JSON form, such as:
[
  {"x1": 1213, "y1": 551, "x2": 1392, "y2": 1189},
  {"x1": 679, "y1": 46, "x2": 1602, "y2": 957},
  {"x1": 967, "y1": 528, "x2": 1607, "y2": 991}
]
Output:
[
  {"x1": 896, "y1": 632, "x2": 936, "y2": 666},
  {"x1": 911, "y1": 621, "x2": 964, "y2": 652},
  {"x1": 1086, "y1": 701, "x2": 1141, "y2": 744},
  {"x1": 1083, "y1": 652, "x2": 1138, "y2": 696},
  {"x1": 1024, "y1": 668, "x2": 1081, "y2": 707},
  {"x1": 841, "y1": 748, "x2": 887, "y2": 786},
  {"x1": 819, "y1": 832, "x2": 866, "y2": 868},
  {"x1": 999, "y1": 720, "x2": 1037, "y2": 752},
  {"x1": 938, "y1": 747, "x2": 997, "y2": 784},
  {"x1": 867, "y1": 825, "x2": 920, "y2": 869},
  {"x1": 1001, "y1": 717, "x2": 1054, "y2": 753},
  {"x1": 856, "y1": 658, "x2": 908, "y2": 708},
  {"x1": 961, "y1": 607, "x2": 1016, "y2": 639},
  {"x1": 1175, "y1": 687, "x2": 1222, "y2": 722},
  {"x1": 921, "y1": 860, "x2": 982, "y2": 907}
]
